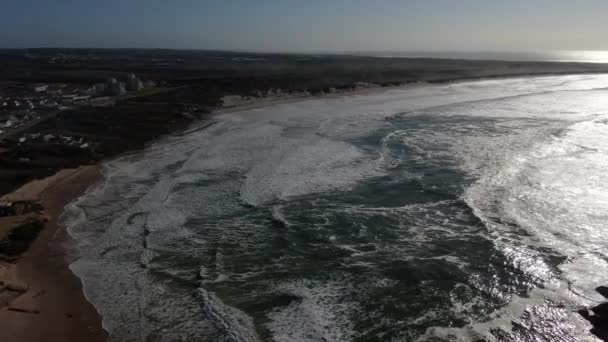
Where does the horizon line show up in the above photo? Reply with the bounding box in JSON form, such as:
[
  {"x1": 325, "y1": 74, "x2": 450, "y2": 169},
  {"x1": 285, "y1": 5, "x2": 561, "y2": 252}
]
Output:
[{"x1": 2, "y1": 47, "x2": 608, "y2": 54}]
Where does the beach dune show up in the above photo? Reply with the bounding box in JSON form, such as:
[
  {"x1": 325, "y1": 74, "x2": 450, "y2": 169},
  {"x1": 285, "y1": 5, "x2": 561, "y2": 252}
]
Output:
[{"x1": 0, "y1": 166, "x2": 107, "y2": 342}]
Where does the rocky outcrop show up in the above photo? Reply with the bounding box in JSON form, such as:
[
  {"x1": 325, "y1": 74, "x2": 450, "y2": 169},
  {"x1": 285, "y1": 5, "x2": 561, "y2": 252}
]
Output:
[{"x1": 579, "y1": 286, "x2": 608, "y2": 341}]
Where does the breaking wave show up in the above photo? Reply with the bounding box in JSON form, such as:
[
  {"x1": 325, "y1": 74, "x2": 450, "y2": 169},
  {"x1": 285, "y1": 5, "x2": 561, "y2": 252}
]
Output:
[{"x1": 64, "y1": 74, "x2": 608, "y2": 341}]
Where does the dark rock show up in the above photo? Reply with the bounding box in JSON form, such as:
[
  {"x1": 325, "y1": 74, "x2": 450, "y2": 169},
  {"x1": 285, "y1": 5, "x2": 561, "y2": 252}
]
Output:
[
  {"x1": 597, "y1": 286, "x2": 608, "y2": 299},
  {"x1": 579, "y1": 287, "x2": 608, "y2": 341}
]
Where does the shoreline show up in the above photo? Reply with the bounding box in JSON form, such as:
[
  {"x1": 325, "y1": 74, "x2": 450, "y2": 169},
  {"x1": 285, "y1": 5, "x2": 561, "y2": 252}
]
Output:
[
  {"x1": 0, "y1": 71, "x2": 607, "y2": 341},
  {"x1": 0, "y1": 165, "x2": 107, "y2": 342},
  {"x1": 207, "y1": 70, "x2": 608, "y2": 117},
  {"x1": 0, "y1": 80, "x2": 427, "y2": 341},
  {"x1": 0, "y1": 81, "x2": 412, "y2": 341}
]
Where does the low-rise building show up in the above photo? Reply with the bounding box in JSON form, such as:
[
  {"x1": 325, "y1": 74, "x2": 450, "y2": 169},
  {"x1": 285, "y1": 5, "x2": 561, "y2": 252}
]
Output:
[
  {"x1": 30, "y1": 84, "x2": 48, "y2": 93},
  {"x1": 62, "y1": 94, "x2": 78, "y2": 104},
  {"x1": 94, "y1": 83, "x2": 107, "y2": 94},
  {"x1": 90, "y1": 97, "x2": 115, "y2": 107},
  {"x1": 126, "y1": 74, "x2": 143, "y2": 91},
  {"x1": 106, "y1": 78, "x2": 126, "y2": 96},
  {"x1": 72, "y1": 95, "x2": 91, "y2": 104}
]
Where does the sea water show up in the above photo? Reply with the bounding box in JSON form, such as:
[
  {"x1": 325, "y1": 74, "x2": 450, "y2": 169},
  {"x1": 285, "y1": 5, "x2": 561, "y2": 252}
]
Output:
[
  {"x1": 368, "y1": 50, "x2": 608, "y2": 64},
  {"x1": 65, "y1": 74, "x2": 608, "y2": 341}
]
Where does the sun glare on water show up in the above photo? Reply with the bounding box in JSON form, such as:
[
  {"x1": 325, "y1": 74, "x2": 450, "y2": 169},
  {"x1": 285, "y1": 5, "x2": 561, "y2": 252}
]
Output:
[{"x1": 556, "y1": 50, "x2": 608, "y2": 63}]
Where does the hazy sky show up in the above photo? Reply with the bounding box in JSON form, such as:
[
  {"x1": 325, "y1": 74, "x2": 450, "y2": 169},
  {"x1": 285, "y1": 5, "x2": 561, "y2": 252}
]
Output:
[{"x1": 1, "y1": 0, "x2": 607, "y2": 52}]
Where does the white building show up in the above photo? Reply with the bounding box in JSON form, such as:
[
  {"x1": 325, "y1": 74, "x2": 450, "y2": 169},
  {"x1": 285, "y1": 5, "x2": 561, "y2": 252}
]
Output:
[{"x1": 31, "y1": 84, "x2": 48, "y2": 93}]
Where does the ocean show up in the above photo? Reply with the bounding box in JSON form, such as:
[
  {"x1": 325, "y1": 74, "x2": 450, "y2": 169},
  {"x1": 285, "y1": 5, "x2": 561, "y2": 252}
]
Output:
[
  {"x1": 65, "y1": 74, "x2": 608, "y2": 341},
  {"x1": 367, "y1": 51, "x2": 608, "y2": 64}
]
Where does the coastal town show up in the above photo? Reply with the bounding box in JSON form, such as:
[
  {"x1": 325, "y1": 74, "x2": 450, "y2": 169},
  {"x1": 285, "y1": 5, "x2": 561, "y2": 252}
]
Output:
[
  {"x1": 4, "y1": 0, "x2": 608, "y2": 340},
  {"x1": 0, "y1": 73, "x2": 155, "y2": 142},
  {"x1": 0, "y1": 70, "x2": 207, "y2": 258},
  {"x1": 0, "y1": 73, "x2": 155, "y2": 277}
]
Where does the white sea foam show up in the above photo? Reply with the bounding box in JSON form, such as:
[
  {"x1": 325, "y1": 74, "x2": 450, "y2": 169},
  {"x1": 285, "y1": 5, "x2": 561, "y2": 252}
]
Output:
[
  {"x1": 241, "y1": 139, "x2": 384, "y2": 205},
  {"x1": 436, "y1": 117, "x2": 608, "y2": 340},
  {"x1": 390, "y1": 79, "x2": 608, "y2": 341},
  {"x1": 195, "y1": 288, "x2": 260, "y2": 342},
  {"x1": 64, "y1": 74, "x2": 608, "y2": 341},
  {"x1": 465, "y1": 117, "x2": 608, "y2": 300},
  {"x1": 267, "y1": 279, "x2": 360, "y2": 342}
]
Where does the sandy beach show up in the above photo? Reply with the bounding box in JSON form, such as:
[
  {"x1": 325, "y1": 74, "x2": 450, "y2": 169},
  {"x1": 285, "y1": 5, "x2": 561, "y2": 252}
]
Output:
[
  {"x1": 0, "y1": 89, "x2": 355, "y2": 341},
  {"x1": 0, "y1": 165, "x2": 107, "y2": 342},
  {"x1": 0, "y1": 82, "x2": 401, "y2": 341},
  {"x1": 1, "y1": 72, "x2": 607, "y2": 341}
]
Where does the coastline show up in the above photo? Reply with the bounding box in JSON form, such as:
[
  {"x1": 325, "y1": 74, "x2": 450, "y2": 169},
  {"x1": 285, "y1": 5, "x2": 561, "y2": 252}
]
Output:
[
  {"x1": 0, "y1": 84, "x2": 384, "y2": 341},
  {"x1": 1, "y1": 71, "x2": 607, "y2": 341},
  {"x1": 212, "y1": 70, "x2": 608, "y2": 116},
  {"x1": 0, "y1": 83, "x2": 405, "y2": 341},
  {"x1": 0, "y1": 165, "x2": 107, "y2": 342}
]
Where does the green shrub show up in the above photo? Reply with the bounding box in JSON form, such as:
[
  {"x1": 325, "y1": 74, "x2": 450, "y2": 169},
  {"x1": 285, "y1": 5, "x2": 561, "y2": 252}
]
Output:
[{"x1": 0, "y1": 220, "x2": 45, "y2": 257}]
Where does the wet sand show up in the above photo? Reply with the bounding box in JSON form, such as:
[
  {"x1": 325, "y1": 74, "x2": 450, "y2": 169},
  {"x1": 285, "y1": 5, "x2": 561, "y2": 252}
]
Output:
[
  {"x1": 0, "y1": 165, "x2": 107, "y2": 342},
  {"x1": 0, "y1": 85, "x2": 402, "y2": 342},
  {"x1": 1, "y1": 72, "x2": 608, "y2": 341}
]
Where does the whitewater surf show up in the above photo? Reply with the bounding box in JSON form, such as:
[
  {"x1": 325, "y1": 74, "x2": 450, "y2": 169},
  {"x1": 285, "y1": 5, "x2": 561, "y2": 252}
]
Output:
[{"x1": 65, "y1": 74, "x2": 608, "y2": 341}]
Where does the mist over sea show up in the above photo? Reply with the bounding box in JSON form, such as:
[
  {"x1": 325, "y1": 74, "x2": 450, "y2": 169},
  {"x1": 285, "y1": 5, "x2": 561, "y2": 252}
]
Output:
[
  {"x1": 65, "y1": 75, "x2": 608, "y2": 341},
  {"x1": 366, "y1": 50, "x2": 608, "y2": 64}
]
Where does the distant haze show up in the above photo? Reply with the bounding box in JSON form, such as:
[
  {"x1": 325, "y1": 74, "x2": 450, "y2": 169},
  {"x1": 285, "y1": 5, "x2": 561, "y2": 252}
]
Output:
[{"x1": 2, "y1": 0, "x2": 608, "y2": 52}]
